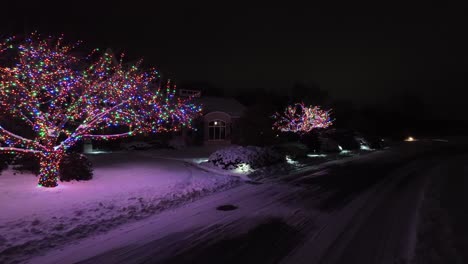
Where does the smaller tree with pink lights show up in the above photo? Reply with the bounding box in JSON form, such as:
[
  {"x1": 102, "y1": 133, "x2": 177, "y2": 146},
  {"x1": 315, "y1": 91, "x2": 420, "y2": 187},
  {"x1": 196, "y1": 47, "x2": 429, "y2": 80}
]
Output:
[
  {"x1": 272, "y1": 103, "x2": 333, "y2": 134},
  {"x1": 0, "y1": 34, "x2": 201, "y2": 187}
]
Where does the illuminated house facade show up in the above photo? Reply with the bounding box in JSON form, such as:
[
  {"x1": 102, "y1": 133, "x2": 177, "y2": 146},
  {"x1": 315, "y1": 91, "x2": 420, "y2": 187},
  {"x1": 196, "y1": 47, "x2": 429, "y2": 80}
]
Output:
[{"x1": 180, "y1": 90, "x2": 245, "y2": 145}]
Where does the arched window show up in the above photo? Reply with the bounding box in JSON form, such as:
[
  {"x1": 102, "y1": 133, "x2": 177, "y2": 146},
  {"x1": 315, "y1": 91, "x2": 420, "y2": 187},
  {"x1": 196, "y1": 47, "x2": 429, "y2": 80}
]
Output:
[{"x1": 208, "y1": 120, "x2": 226, "y2": 140}]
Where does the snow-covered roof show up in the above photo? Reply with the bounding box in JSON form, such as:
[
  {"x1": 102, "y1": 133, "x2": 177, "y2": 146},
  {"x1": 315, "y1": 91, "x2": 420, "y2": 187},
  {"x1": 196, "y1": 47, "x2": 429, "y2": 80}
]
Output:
[{"x1": 194, "y1": 96, "x2": 246, "y2": 117}]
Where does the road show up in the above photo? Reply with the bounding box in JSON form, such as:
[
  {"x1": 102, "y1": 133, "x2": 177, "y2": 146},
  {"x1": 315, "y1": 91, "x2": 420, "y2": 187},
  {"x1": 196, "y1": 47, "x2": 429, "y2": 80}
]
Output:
[{"x1": 29, "y1": 141, "x2": 463, "y2": 264}]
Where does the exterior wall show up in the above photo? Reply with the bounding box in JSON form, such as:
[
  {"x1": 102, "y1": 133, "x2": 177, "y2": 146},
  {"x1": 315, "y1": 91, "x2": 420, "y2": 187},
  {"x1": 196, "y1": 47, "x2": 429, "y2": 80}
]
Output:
[
  {"x1": 230, "y1": 117, "x2": 242, "y2": 144},
  {"x1": 203, "y1": 111, "x2": 232, "y2": 144}
]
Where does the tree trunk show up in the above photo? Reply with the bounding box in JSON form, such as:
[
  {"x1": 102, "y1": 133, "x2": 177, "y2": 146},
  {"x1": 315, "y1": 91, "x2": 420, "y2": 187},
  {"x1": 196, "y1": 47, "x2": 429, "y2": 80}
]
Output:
[{"x1": 38, "y1": 151, "x2": 62, "y2": 187}]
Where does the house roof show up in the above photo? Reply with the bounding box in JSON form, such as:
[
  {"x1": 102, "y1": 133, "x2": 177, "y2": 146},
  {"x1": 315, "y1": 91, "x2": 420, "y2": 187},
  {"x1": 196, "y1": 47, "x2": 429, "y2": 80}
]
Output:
[{"x1": 194, "y1": 96, "x2": 246, "y2": 117}]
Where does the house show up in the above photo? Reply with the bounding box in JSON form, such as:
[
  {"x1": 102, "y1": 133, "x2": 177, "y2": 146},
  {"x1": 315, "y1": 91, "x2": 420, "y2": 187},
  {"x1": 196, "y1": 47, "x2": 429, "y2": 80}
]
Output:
[
  {"x1": 180, "y1": 89, "x2": 246, "y2": 145},
  {"x1": 84, "y1": 88, "x2": 246, "y2": 152}
]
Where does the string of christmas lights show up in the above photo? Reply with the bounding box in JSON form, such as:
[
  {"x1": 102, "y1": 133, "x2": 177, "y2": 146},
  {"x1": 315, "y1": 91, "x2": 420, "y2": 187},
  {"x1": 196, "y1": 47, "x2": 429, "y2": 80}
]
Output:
[
  {"x1": 0, "y1": 33, "x2": 202, "y2": 187},
  {"x1": 272, "y1": 103, "x2": 333, "y2": 133}
]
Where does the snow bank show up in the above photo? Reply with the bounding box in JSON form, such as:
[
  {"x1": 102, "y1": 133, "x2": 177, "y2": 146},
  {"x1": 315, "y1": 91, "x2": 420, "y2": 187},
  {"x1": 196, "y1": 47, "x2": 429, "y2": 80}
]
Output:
[
  {"x1": 0, "y1": 153, "x2": 240, "y2": 264},
  {"x1": 207, "y1": 146, "x2": 284, "y2": 170}
]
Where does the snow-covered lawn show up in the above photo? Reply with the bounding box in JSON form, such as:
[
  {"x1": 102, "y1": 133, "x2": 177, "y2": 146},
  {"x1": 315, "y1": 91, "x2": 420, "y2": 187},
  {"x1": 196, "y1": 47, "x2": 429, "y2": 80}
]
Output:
[
  {"x1": 0, "y1": 152, "x2": 240, "y2": 264},
  {"x1": 26, "y1": 141, "x2": 444, "y2": 264},
  {"x1": 0, "y1": 144, "x2": 382, "y2": 264}
]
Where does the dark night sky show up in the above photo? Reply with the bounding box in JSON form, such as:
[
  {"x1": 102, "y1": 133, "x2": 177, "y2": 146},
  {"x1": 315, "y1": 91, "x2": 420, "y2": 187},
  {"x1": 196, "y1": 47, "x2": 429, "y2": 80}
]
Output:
[{"x1": 1, "y1": 1, "x2": 467, "y2": 119}]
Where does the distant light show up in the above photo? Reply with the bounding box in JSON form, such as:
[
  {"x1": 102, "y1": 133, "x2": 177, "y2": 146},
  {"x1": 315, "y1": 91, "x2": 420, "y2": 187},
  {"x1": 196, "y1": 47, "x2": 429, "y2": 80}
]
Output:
[
  {"x1": 338, "y1": 145, "x2": 343, "y2": 151},
  {"x1": 214, "y1": 121, "x2": 218, "y2": 125},
  {"x1": 405, "y1": 136, "x2": 415, "y2": 142}
]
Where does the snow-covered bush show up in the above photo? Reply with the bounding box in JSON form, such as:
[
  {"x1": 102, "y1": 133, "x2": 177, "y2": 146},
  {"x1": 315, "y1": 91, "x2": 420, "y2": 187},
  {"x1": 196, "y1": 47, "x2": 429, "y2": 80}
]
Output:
[
  {"x1": 208, "y1": 146, "x2": 284, "y2": 170},
  {"x1": 364, "y1": 135, "x2": 386, "y2": 149},
  {"x1": 328, "y1": 130, "x2": 360, "y2": 150},
  {"x1": 319, "y1": 136, "x2": 341, "y2": 152},
  {"x1": 272, "y1": 142, "x2": 309, "y2": 158},
  {"x1": 299, "y1": 132, "x2": 321, "y2": 151},
  {"x1": 59, "y1": 153, "x2": 93, "y2": 182}
]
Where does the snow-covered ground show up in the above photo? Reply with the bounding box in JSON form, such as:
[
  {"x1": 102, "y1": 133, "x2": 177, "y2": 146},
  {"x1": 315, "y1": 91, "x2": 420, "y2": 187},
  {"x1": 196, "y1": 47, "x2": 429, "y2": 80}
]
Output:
[
  {"x1": 2, "y1": 140, "x2": 444, "y2": 264},
  {"x1": 0, "y1": 144, "x2": 378, "y2": 264},
  {"x1": 22, "y1": 140, "x2": 452, "y2": 264},
  {"x1": 0, "y1": 152, "x2": 240, "y2": 264},
  {"x1": 413, "y1": 154, "x2": 468, "y2": 263}
]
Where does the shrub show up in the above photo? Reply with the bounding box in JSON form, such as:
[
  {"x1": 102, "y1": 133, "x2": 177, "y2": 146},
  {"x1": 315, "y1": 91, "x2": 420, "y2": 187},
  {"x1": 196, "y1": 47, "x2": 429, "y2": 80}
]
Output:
[
  {"x1": 318, "y1": 129, "x2": 366, "y2": 152},
  {"x1": 364, "y1": 135, "x2": 386, "y2": 149},
  {"x1": 272, "y1": 143, "x2": 309, "y2": 159},
  {"x1": 299, "y1": 132, "x2": 321, "y2": 152},
  {"x1": 0, "y1": 154, "x2": 12, "y2": 175},
  {"x1": 11, "y1": 155, "x2": 40, "y2": 175},
  {"x1": 9, "y1": 153, "x2": 93, "y2": 181},
  {"x1": 318, "y1": 136, "x2": 341, "y2": 152},
  {"x1": 208, "y1": 146, "x2": 284, "y2": 170},
  {"x1": 238, "y1": 103, "x2": 278, "y2": 146},
  {"x1": 59, "y1": 153, "x2": 93, "y2": 182}
]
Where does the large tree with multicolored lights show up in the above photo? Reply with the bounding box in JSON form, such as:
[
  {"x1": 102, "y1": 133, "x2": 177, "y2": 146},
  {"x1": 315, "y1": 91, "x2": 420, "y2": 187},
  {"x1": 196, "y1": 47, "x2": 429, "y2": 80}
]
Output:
[
  {"x1": 272, "y1": 103, "x2": 333, "y2": 133},
  {"x1": 0, "y1": 34, "x2": 201, "y2": 187}
]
